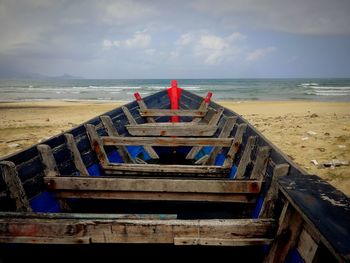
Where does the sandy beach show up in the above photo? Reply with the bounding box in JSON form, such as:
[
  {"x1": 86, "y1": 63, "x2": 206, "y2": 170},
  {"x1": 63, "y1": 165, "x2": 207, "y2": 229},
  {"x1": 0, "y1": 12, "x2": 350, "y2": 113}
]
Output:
[{"x1": 0, "y1": 100, "x2": 349, "y2": 196}]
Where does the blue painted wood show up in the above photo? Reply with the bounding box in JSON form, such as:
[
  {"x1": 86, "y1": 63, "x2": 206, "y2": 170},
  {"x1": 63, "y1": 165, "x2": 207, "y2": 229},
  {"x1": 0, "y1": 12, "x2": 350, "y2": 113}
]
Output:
[{"x1": 30, "y1": 191, "x2": 60, "y2": 213}]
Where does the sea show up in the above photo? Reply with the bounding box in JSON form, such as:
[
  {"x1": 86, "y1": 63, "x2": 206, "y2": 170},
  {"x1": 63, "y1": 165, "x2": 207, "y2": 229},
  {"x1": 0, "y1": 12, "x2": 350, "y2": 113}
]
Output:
[{"x1": 0, "y1": 78, "x2": 350, "y2": 102}]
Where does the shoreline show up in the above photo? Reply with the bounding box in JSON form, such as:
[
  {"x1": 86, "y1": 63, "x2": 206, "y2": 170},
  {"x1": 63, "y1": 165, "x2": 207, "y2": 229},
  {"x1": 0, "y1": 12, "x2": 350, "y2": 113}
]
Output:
[{"x1": 0, "y1": 99, "x2": 349, "y2": 196}]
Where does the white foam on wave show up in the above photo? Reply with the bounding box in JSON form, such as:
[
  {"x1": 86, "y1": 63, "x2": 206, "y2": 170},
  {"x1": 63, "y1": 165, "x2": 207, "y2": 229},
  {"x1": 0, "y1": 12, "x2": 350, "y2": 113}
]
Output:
[
  {"x1": 300, "y1": 83, "x2": 318, "y2": 87},
  {"x1": 309, "y1": 86, "x2": 350, "y2": 90}
]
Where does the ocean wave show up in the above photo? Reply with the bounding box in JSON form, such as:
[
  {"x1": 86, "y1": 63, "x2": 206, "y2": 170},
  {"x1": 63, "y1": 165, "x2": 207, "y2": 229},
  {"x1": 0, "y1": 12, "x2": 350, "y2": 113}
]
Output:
[
  {"x1": 305, "y1": 91, "x2": 350, "y2": 96},
  {"x1": 309, "y1": 86, "x2": 350, "y2": 90},
  {"x1": 299, "y1": 83, "x2": 319, "y2": 87}
]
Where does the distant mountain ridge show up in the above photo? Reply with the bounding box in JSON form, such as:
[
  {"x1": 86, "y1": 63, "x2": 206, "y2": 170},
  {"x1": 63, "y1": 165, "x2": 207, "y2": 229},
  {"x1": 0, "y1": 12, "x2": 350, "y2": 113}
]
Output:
[{"x1": 0, "y1": 70, "x2": 83, "y2": 79}]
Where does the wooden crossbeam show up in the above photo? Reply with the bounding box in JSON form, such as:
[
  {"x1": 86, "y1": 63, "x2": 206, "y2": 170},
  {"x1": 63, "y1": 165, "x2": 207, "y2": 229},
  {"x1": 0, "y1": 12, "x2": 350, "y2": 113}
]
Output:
[
  {"x1": 193, "y1": 92, "x2": 212, "y2": 122},
  {"x1": 0, "y1": 161, "x2": 32, "y2": 212},
  {"x1": 52, "y1": 191, "x2": 256, "y2": 203},
  {"x1": 102, "y1": 136, "x2": 233, "y2": 147},
  {"x1": 186, "y1": 117, "x2": 236, "y2": 161},
  {"x1": 139, "y1": 109, "x2": 207, "y2": 117},
  {"x1": 85, "y1": 124, "x2": 109, "y2": 165},
  {"x1": 208, "y1": 108, "x2": 224, "y2": 125},
  {"x1": 263, "y1": 201, "x2": 303, "y2": 263},
  {"x1": 259, "y1": 164, "x2": 289, "y2": 218},
  {"x1": 100, "y1": 115, "x2": 134, "y2": 163},
  {"x1": 134, "y1": 92, "x2": 156, "y2": 123},
  {"x1": 126, "y1": 123, "x2": 218, "y2": 137},
  {"x1": 235, "y1": 136, "x2": 257, "y2": 179},
  {"x1": 250, "y1": 146, "x2": 271, "y2": 180},
  {"x1": 206, "y1": 117, "x2": 237, "y2": 164},
  {"x1": 223, "y1": 124, "x2": 247, "y2": 167},
  {"x1": 122, "y1": 107, "x2": 159, "y2": 159},
  {"x1": 0, "y1": 218, "x2": 276, "y2": 245},
  {"x1": 64, "y1": 133, "x2": 89, "y2": 176},
  {"x1": 103, "y1": 163, "x2": 230, "y2": 175},
  {"x1": 37, "y1": 144, "x2": 60, "y2": 177},
  {"x1": 44, "y1": 177, "x2": 262, "y2": 194}
]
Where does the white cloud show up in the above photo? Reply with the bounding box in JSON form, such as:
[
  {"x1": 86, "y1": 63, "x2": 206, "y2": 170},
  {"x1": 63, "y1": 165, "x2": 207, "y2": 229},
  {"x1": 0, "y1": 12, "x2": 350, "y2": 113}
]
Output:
[
  {"x1": 246, "y1": 47, "x2": 276, "y2": 62},
  {"x1": 176, "y1": 33, "x2": 194, "y2": 46},
  {"x1": 103, "y1": 31, "x2": 151, "y2": 49},
  {"x1": 193, "y1": 33, "x2": 244, "y2": 65},
  {"x1": 191, "y1": 0, "x2": 350, "y2": 35},
  {"x1": 100, "y1": 0, "x2": 156, "y2": 25}
]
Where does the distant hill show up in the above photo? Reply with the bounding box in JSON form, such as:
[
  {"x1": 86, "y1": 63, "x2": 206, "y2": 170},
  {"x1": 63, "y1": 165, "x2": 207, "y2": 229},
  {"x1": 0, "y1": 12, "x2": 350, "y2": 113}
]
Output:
[{"x1": 0, "y1": 70, "x2": 83, "y2": 80}]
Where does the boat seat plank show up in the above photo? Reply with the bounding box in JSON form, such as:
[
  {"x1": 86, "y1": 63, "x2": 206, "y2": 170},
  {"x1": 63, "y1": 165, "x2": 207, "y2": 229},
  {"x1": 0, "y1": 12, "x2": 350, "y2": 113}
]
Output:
[
  {"x1": 139, "y1": 109, "x2": 207, "y2": 117},
  {"x1": 0, "y1": 218, "x2": 276, "y2": 245},
  {"x1": 102, "y1": 163, "x2": 230, "y2": 175},
  {"x1": 53, "y1": 191, "x2": 256, "y2": 203},
  {"x1": 0, "y1": 161, "x2": 32, "y2": 212},
  {"x1": 126, "y1": 123, "x2": 218, "y2": 137},
  {"x1": 102, "y1": 136, "x2": 233, "y2": 147}
]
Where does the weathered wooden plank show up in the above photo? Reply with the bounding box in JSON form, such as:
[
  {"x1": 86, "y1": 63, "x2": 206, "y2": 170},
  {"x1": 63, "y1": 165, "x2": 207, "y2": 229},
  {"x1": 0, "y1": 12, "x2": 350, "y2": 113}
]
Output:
[
  {"x1": 174, "y1": 237, "x2": 273, "y2": 246},
  {"x1": 134, "y1": 92, "x2": 156, "y2": 123},
  {"x1": 0, "y1": 161, "x2": 32, "y2": 212},
  {"x1": 223, "y1": 124, "x2": 247, "y2": 167},
  {"x1": 297, "y1": 228, "x2": 319, "y2": 263},
  {"x1": 103, "y1": 163, "x2": 230, "y2": 175},
  {"x1": 102, "y1": 136, "x2": 233, "y2": 147},
  {"x1": 208, "y1": 108, "x2": 224, "y2": 125},
  {"x1": 0, "y1": 211, "x2": 177, "y2": 220},
  {"x1": 121, "y1": 107, "x2": 159, "y2": 159},
  {"x1": 85, "y1": 124, "x2": 109, "y2": 165},
  {"x1": 139, "y1": 109, "x2": 207, "y2": 117},
  {"x1": 100, "y1": 115, "x2": 134, "y2": 163},
  {"x1": 235, "y1": 136, "x2": 257, "y2": 179},
  {"x1": 64, "y1": 133, "x2": 89, "y2": 176},
  {"x1": 0, "y1": 218, "x2": 276, "y2": 245},
  {"x1": 250, "y1": 146, "x2": 271, "y2": 180},
  {"x1": 192, "y1": 92, "x2": 212, "y2": 122},
  {"x1": 122, "y1": 106, "x2": 137, "y2": 125},
  {"x1": 206, "y1": 117, "x2": 237, "y2": 165},
  {"x1": 263, "y1": 201, "x2": 303, "y2": 263},
  {"x1": 44, "y1": 177, "x2": 263, "y2": 194},
  {"x1": 0, "y1": 236, "x2": 90, "y2": 244},
  {"x1": 126, "y1": 123, "x2": 218, "y2": 137},
  {"x1": 53, "y1": 191, "x2": 256, "y2": 203},
  {"x1": 259, "y1": 164, "x2": 289, "y2": 218},
  {"x1": 194, "y1": 155, "x2": 209, "y2": 165},
  {"x1": 37, "y1": 144, "x2": 60, "y2": 177}
]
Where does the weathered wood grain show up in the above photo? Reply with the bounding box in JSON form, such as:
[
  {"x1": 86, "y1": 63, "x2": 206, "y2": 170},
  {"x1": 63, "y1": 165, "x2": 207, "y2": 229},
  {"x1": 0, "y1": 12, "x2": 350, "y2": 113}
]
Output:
[
  {"x1": 0, "y1": 161, "x2": 32, "y2": 212},
  {"x1": 0, "y1": 218, "x2": 276, "y2": 245},
  {"x1": 223, "y1": 124, "x2": 247, "y2": 167},
  {"x1": 250, "y1": 146, "x2": 271, "y2": 180},
  {"x1": 235, "y1": 136, "x2": 257, "y2": 179},
  {"x1": 102, "y1": 136, "x2": 233, "y2": 147},
  {"x1": 64, "y1": 133, "x2": 89, "y2": 176},
  {"x1": 100, "y1": 115, "x2": 134, "y2": 163},
  {"x1": 44, "y1": 177, "x2": 262, "y2": 194},
  {"x1": 139, "y1": 109, "x2": 206, "y2": 117},
  {"x1": 37, "y1": 144, "x2": 60, "y2": 177},
  {"x1": 85, "y1": 124, "x2": 109, "y2": 165}
]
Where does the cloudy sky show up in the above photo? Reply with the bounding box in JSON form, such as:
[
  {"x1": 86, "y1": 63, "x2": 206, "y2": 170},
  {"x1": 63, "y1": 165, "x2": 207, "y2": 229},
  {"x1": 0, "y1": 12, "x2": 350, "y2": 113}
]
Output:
[{"x1": 1, "y1": 0, "x2": 350, "y2": 78}]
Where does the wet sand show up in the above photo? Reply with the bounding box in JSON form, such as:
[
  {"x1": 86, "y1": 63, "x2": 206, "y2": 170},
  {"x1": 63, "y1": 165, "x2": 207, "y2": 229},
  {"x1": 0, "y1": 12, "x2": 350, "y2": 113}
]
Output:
[{"x1": 0, "y1": 100, "x2": 349, "y2": 195}]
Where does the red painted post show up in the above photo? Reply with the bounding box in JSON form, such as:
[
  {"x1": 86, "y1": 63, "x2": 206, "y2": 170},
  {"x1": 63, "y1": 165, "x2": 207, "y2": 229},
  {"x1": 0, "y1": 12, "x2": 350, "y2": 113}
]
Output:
[{"x1": 167, "y1": 80, "x2": 182, "y2": 122}]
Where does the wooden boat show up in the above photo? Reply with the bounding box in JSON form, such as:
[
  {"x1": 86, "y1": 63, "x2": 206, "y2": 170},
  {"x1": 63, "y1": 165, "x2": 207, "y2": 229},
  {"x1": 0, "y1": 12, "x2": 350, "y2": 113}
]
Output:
[{"x1": 0, "y1": 83, "x2": 349, "y2": 262}]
